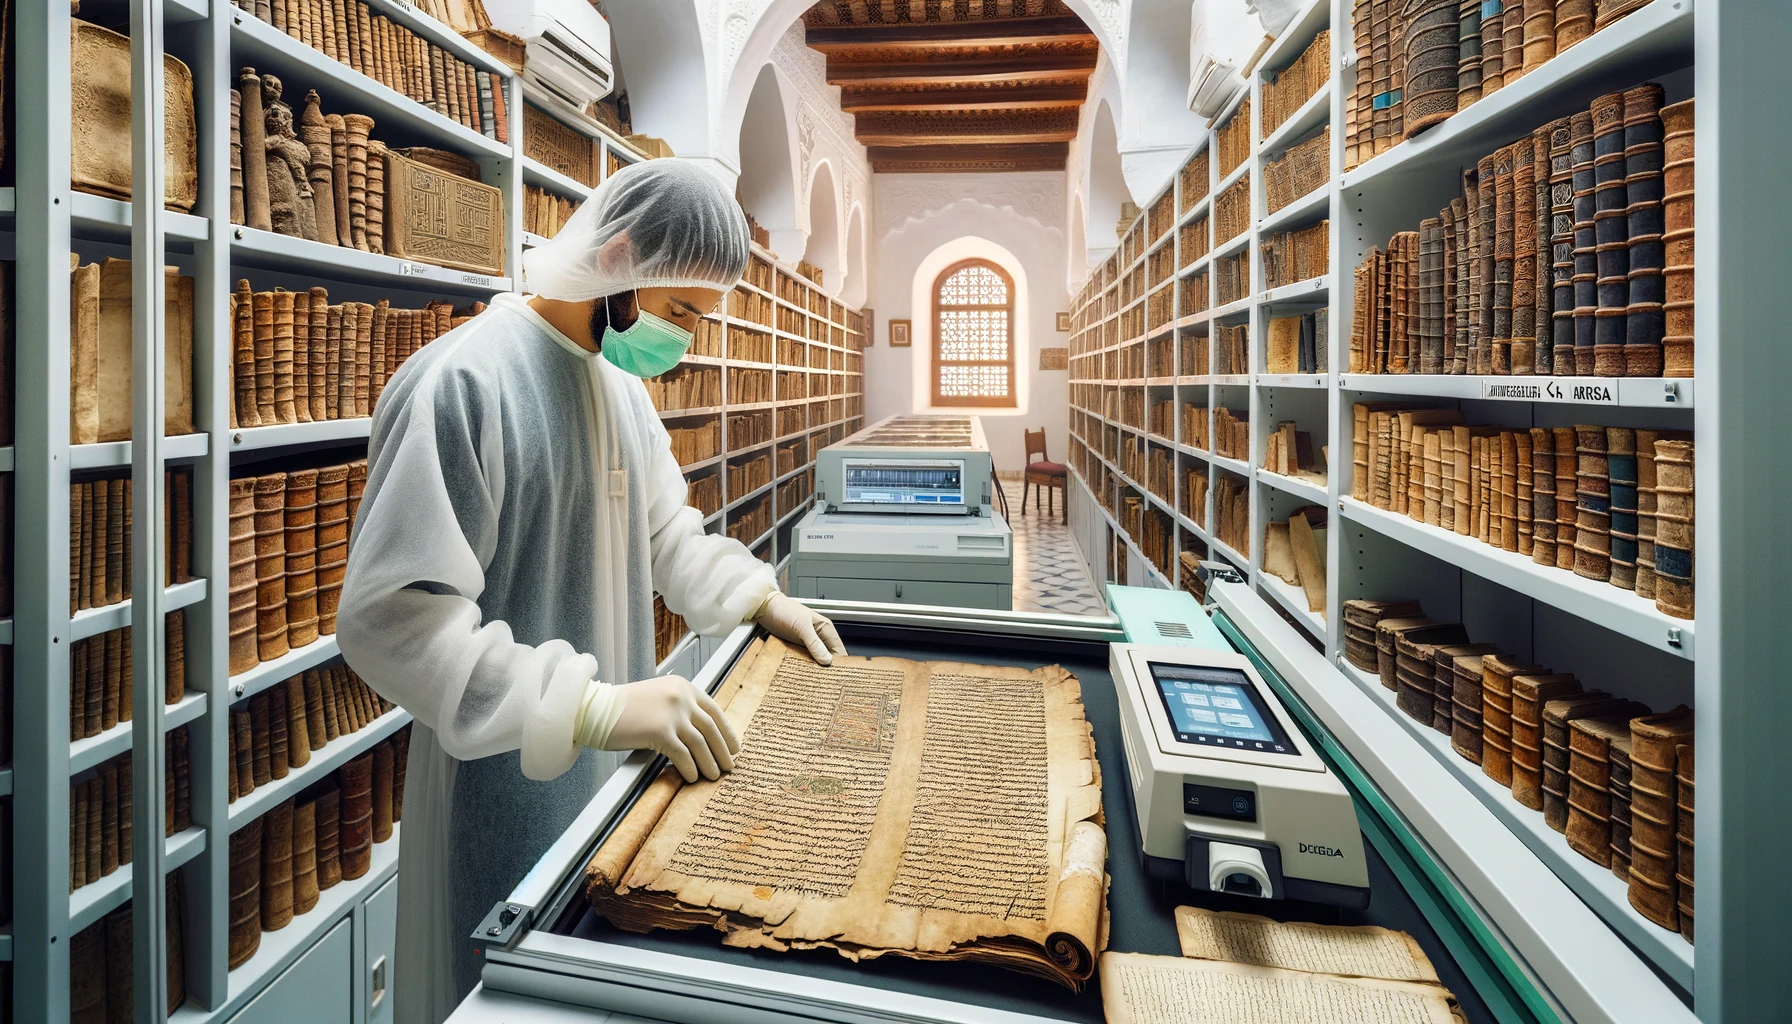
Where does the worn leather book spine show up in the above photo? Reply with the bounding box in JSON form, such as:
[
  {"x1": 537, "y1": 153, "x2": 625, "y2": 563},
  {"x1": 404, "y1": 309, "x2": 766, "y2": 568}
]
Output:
[
  {"x1": 253, "y1": 473, "x2": 291, "y2": 663},
  {"x1": 1572, "y1": 424, "x2": 1611, "y2": 580},
  {"x1": 272, "y1": 290, "x2": 297, "y2": 423},
  {"x1": 1555, "y1": 0, "x2": 1593, "y2": 48},
  {"x1": 250, "y1": 289, "x2": 276, "y2": 424},
  {"x1": 1475, "y1": 154, "x2": 1497, "y2": 372},
  {"x1": 1567, "y1": 717, "x2": 1636, "y2": 867},
  {"x1": 316, "y1": 463, "x2": 350, "y2": 635},
  {"x1": 231, "y1": 89, "x2": 246, "y2": 225},
  {"x1": 231, "y1": 706, "x2": 254, "y2": 799},
  {"x1": 343, "y1": 114, "x2": 374, "y2": 251},
  {"x1": 340, "y1": 753, "x2": 374, "y2": 879},
  {"x1": 1501, "y1": 0, "x2": 1527, "y2": 87},
  {"x1": 354, "y1": 303, "x2": 374, "y2": 415},
  {"x1": 299, "y1": 90, "x2": 339, "y2": 248},
  {"x1": 366, "y1": 140, "x2": 388, "y2": 255},
  {"x1": 1606, "y1": 428, "x2": 1639, "y2": 590},
  {"x1": 1627, "y1": 708, "x2": 1692, "y2": 928},
  {"x1": 70, "y1": 259, "x2": 102, "y2": 446},
  {"x1": 1547, "y1": 116, "x2": 1576, "y2": 373},
  {"x1": 1450, "y1": 653, "x2": 1490, "y2": 763},
  {"x1": 392, "y1": 725, "x2": 411, "y2": 820},
  {"x1": 69, "y1": 780, "x2": 87, "y2": 891},
  {"x1": 1622, "y1": 84, "x2": 1666, "y2": 377},
  {"x1": 303, "y1": 669, "x2": 328, "y2": 749},
  {"x1": 322, "y1": 304, "x2": 342, "y2": 419},
  {"x1": 1482, "y1": 656, "x2": 1543, "y2": 786},
  {"x1": 316, "y1": 785, "x2": 343, "y2": 890},
  {"x1": 373, "y1": 740, "x2": 395, "y2": 843},
  {"x1": 283, "y1": 468, "x2": 321, "y2": 650},
  {"x1": 228, "y1": 477, "x2": 260, "y2": 674},
  {"x1": 1634, "y1": 428, "x2": 1661, "y2": 598},
  {"x1": 369, "y1": 299, "x2": 390, "y2": 404},
  {"x1": 1456, "y1": 0, "x2": 1483, "y2": 108},
  {"x1": 1530, "y1": 124, "x2": 1552, "y2": 372},
  {"x1": 269, "y1": 685, "x2": 291, "y2": 781},
  {"x1": 327, "y1": 113, "x2": 351, "y2": 252},
  {"x1": 174, "y1": 725, "x2": 193, "y2": 833},
  {"x1": 1660, "y1": 99, "x2": 1694, "y2": 378},
  {"x1": 1500, "y1": 431, "x2": 1519, "y2": 550},
  {"x1": 1512, "y1": 153, "x2": 1538, "y2": 374},
  {"x1": 70, "y1": 918, "x2": 107, "y2": 1021},
  {"x1": 1652, "y1": 439, "x2": 1693, "y2": 619},
  {"x1": 1523, "y1": 0, "x2": 1556, "y2": 69},
  {"x1": 307, "y1": 287, "x2": 330, "y2": 420},
  {"x1": 1402, "y1": 0, "x2": 1462, "y2": 137},
  {"x1": 249, "y1": 691, "x2": 273, "y2": 787},
  {"x1": 290, "y1": 291, "x2": 314, "y2": 422},
  {"x1": 1549, "y1": 425, "x2": 1576, "y2": 568},
  {"x1": 1610, "y1": 743, "x2": 1634, "y2": 879},
  {"x1": 240, "y1": 68, "x2": 272, "y2": 231},
  {"x1": 228, "y1": 818, "x2": 264, "y2": 968},
  {"x1": 1591, "y1": 92, "x2": 1630, "y2": 377},
  {"x1": 1675, "y1": 743, "x2": 1694, "y2": 939},
  {"x1": 261, "y1": 799, "x2": 296, "y2": 931},
  {"x1": 321, "y1": 667, "x2": 342, "y2": 742},
  {"x1": 1569, "y1": 110, "x2": 1598, "y2": 374},
  {"x1": 231, "y1": 281, "x2": 259, "y2": 428},
  {"x1": 172, "y1": 467, "x2": 194, "y2": 584}
]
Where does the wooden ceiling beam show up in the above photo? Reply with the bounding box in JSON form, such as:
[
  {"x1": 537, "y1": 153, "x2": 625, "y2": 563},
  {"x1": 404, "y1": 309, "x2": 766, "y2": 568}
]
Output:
[
  {"x1": 867, "y1": 142, "x2": 1069, "y2": 173},
  {"x1": 838, "y1": 82, "x2": 1088, "y2": 111},
  {"x1": 856, "y1": 128, "x2": 1079, "y2": 146},
  {"x1": 825, "y1": 51, "x2": 1099, "y2": 85},
  {"x1": 806, "y1": 15, "x2": 1094, "y2": 50}
]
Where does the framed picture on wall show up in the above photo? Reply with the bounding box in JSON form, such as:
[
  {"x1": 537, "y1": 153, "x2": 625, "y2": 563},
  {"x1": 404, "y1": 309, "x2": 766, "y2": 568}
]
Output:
[
  {"x1": 1039, "y1": 347, "x2": 1068, "y2": 371},
  {"x1": 1055, "y1": 311, "x2": 1071, "y2": 332},
  {"x1": 890, "y1": 319, "x2": 912, "y2": 347}
]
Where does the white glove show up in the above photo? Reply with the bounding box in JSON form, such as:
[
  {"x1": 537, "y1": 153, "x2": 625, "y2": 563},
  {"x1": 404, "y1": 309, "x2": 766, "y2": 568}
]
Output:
[
  {"x1": 755, "y1": 593, "x2": 847, "y2": 666},
  {"x1": 574, "y1": 675, "x2": 740, "y2": 783}
]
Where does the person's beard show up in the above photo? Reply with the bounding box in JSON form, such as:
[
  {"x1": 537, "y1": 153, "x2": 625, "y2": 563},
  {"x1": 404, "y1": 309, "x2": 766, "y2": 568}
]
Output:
[{"x1": 588, "y1": 291, "x2": 638, "y2": 347}]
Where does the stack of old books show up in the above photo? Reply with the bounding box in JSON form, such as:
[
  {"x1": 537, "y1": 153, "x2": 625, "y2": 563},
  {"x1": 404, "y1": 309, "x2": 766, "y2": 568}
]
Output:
[
  {"x1": 227, "y1": 459, "x2": 368, "y2": 677},
  {"x1": 1214, "y1": 407, "x2": 1250, "y2": 461},
  {"x1": 1214, "y1": 324, "x2": 1249, "y2": 374},
  {"x1": 228, "y1": 729, "x2": 411, "y2": 969},
  {"x1": 1262, "y1": 31, "x2": 1332, "y2": 139},
  {"x1": 230, "y1": 76, "x2": 504, "y2": 276},
  {"x1": 1350, "y1": 404, "x2": 1694, "y2": 617},
  {"x1": 66, "y1": 258, "x2": 196, "y2": 445},
  {"x1": 68, "y1": 615, "x2": 188, "y2": 741},
  {"x1": 685, "y1": 474, "x2": 722, "y2": 518},
  {"x1": 728, "y1": 408, "x2": 773, "y2": 448},
  {"x1": 653, "y1": 596, "x2": 687, "y2": 666},
  {"x1": 523, "y1": 106, "x2": 600, "y2": 189},
  {"x1": 1345, "y1": 0, "x2": 1656, "y2": 169},
  {"x1": 642, "y1": 365, "x2": 721, "y2": 413},
  {"x1": 1263, "y1": 221, "x2": 1330, "y2": 289},
  {"x1": 1214, "y1": 178, "x2": 1252, "y2": 248},
  {"x1": 523, "y1": 185, "x2": 579, "y2": 239},
  {"x1": 228, "y1": 281, "x2": 468, "y2": 430},
  {"x1": 68, "y1": 469, "x2": 196, "y2": 615},
  {"x1": 69, "y1": 878, "x2": 188, "y2": 1019},
  {"x1": 1215, "y1": 474, "x2": 1251, "y2": 558},
  {"x1": 1263, "y1": 507, "x2": 1328, "y2": 615},
  {"x1": 1179, "y1": 149, "x2": 1211, "y2": 212},
  {"x1": 233, "y1": 0, "x2": 510, "y2": 143},
  {"x1": 727, "y1": 453, "x2": 772, "y2": 497},
  {"x1": 1349, "y1": 84, "x2": 1693, "y2": 379},
  {"x1": 226, "y1": 661, "x2": 396, "y2": 804},
  {"x1": 1216, "y1": 98, "x2": 1252, "y2": 178},
  {"x1": 1266, "y1": 311, "x2": 1329, "y2": 374},
  {"x1": 727, "y1": 497, "x2": 770, "y2": 546},
  {"x1": 70, "y1": 22, "x2": 199, "y2": 214},
  {"x1": 69, "y1": 727, "x2": 195, "y2": 894},
  {"x1": 1264, "y1": 127, "x2": 1331, "y2": 214},
  {"x1": 1341, "y1": 596, "x2": 1696, "y2": 941}
]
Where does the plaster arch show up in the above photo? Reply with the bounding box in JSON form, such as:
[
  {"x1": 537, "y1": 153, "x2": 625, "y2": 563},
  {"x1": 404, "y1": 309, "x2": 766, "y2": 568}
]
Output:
[
  {"x1": 1084, "y1": 98, "x2": 1130, "y2": 267},
  {"x1": 804, "y1": 159, "x2": 845, "y2": 288},
  {"x1": 841, "y1": 202, "x2": 869, "y2": 308},
  {"x1": 737, "y1": 62, "x2": 805, "y2": 261},
  {"x1": 907, "y1": 235, "x2": 1033, "y2": 418},
  {"x1": 1067, "y1": 192, "x2": 1088, "y2": 294},
  {"x1": 598, "y1": 1, "x2": 716, "y2": 175},
  {"x1": 1114, "y1": 0, "x2": 1204, "y2": 200}
]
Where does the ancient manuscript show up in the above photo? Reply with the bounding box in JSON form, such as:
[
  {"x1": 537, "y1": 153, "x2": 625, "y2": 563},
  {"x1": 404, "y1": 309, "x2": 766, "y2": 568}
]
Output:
[
  {"x1": 586, "y1": 638, "x2": 1107, "y2": 988},
  {"x1": 1174, "y1": 906, "x2": 1439, "y2": 984},
  {"x1": 1100, "y1": 952, "x2": 1458, "y2": 1024}
]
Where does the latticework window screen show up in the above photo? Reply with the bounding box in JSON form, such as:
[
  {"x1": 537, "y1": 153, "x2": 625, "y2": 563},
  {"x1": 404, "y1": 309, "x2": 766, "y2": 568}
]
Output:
[{"x1": 932, "y1": 259, "x2": 1016, "y2": 406}]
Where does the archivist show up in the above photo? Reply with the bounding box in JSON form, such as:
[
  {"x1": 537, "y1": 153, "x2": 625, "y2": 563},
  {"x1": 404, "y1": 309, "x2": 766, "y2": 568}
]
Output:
[{"x1": 338, "y1": 160, "x2": 847, "y2": 1024}]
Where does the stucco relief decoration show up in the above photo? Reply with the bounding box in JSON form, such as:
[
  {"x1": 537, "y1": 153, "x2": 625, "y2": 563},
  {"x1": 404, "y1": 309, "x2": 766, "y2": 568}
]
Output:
[{"x1": 877, "y1": 176, "x2": 1066, "y2": 240}]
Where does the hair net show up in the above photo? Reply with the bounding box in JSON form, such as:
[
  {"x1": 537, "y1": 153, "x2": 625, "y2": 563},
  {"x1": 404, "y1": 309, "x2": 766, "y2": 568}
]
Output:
[{"x1": 523, "y1": 159, "x2": 751, "y2": 301}]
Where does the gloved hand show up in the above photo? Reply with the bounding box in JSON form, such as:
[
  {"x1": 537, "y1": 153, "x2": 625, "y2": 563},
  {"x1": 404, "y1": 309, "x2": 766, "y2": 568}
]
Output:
[
  {"x1": 580, "y1": 675, "x2": 740, "y2": 783},
  {"x1": 756, "y1": 593, "x2": 848, "y2": 666}
]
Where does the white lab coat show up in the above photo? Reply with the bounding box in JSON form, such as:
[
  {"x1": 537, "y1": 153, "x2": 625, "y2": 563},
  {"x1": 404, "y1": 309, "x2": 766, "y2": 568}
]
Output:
[{"x1": 338, "y1": 293, "x2": 776, "y2": 1024}]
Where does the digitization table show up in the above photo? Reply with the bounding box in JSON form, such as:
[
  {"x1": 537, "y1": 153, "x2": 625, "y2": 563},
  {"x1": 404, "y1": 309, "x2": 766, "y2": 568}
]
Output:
[{"x1": 456, "y1": 600, "x2": 1546, "y2": 1024}]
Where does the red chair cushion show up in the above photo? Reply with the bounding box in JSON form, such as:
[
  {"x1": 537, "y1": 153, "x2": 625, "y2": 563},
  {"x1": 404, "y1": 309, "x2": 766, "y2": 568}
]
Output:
[{"x1": 1027, "y1": 460, "x2": 1067, "y2": 476}]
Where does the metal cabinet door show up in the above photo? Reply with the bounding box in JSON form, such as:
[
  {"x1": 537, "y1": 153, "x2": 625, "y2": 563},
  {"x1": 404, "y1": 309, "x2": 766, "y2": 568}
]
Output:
[
  {"x1": 365, "y1": 874, "x2": 399, "y2": 1024},
  {"x1": 226, "y1": 918, "x2": 353, "y2": 1024}
]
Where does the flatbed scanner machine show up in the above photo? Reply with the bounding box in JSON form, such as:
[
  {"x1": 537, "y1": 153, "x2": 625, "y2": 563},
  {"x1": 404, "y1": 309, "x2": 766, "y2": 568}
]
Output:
[
  {"x1": 451, "y1": 581, "x2": 1694, "y2": 1024},
  {"x1": 786, "y1": 414, "x2": 1013, "y2": 609}
]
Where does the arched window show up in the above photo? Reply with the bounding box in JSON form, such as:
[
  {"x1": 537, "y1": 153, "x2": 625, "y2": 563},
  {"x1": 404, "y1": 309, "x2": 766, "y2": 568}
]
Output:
[{"x1": 932, "y1": 259, "x2": 1016, "y2": 407}]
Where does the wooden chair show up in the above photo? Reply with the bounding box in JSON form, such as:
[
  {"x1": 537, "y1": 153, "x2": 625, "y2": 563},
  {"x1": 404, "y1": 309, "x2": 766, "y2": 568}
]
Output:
[{"x1": 1022, "y1": 428, "x2": 1067, "y2": 520}]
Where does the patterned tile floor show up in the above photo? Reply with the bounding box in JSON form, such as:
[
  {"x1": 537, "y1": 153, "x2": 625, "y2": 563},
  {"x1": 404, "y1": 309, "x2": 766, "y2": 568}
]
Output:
[{"x1": 1002, "y1": 479, "x2": 1108, "y2": 616}]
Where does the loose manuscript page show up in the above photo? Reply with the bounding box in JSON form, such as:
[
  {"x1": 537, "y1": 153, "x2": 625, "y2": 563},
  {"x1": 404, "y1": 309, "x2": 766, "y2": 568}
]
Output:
[
  {"x1": 1174, "y1": 906, "x2": 1440, "y2": 983},
  {"x1": 586, "y1": 638, "x2": 1106, "y2": 987},
  {"x1": 1100, "y1": 953, "x2": 1458, "y2": 1024}
]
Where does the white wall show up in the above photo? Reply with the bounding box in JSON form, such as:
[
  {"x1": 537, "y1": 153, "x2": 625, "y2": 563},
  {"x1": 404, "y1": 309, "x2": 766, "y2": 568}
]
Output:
[{"x1": 867, "y1": 172, "x2": 1072, "y2": 474}]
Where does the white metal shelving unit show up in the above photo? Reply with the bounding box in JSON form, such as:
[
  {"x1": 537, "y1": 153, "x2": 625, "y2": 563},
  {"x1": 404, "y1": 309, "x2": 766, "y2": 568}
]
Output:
[{"x1": 1062, "y1": 0, "x2": 1788, "y2": 1019}]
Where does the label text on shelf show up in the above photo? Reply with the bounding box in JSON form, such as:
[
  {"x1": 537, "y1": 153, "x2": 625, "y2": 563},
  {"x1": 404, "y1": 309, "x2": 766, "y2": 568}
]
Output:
[{"x1": 1480, "y1": 379, "x2": 1618, "y2": 405}]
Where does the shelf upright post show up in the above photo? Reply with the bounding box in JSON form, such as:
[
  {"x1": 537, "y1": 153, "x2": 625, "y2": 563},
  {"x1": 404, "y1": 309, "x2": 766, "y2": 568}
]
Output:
[
  {"x1": 1324, "y1": 3, "x2": 1348, "y2": 660},
  {"x1": 491, "y1": 73, "x2": 525, "y2": 301},
  {"x1": 1698, "y1": 0, "x2": 1792, "y2": 1018},
  {"x1": 128, "y1": 1, "x2": 172, "y2": 1019},
  {"x1": 12, "y1": 0, "x2": 78, "y2": 1018},
  {"x1": 185, "y1": 0, "x2": 234, "y2": 1007}
]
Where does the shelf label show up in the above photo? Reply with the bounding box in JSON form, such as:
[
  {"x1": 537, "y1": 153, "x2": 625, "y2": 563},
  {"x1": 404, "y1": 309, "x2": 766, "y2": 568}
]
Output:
[
  {"x1": 398, "y1": 260, "x2": 424, "y2": 277},
  {"x1": 460, "y1": 272, "x2": 492, "y2": 288},
  {"x1": 1480, "y1": 379, "x2": 1618, "y2": 405}
]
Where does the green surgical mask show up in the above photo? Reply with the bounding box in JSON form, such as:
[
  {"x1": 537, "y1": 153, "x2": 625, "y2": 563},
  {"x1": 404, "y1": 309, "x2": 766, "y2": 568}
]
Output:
[{"x1": 601, "y1": 299, "x2": 693, "y2": 378}]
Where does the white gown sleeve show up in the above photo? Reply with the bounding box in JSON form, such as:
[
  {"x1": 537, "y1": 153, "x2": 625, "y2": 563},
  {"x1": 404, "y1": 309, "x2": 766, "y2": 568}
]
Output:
[
  {"x1": 643, "y1": 418, "x2": 777, "y2": 638},
  {"x1": 338, "y1": 365, "x2": 597, "y2": 779}
]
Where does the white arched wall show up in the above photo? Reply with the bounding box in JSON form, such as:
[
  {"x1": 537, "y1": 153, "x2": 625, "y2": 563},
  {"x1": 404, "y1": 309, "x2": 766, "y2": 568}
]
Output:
[
  {"x1": 1084, "y1": 98, "x2": 1131, "y2": 266},
  {"x1": 1115, "y1": 0, "x2": 1205, "y2": 199},
  {"x1": 599, "y1": 1, "x2": 716, "y2": 175},
  {"x1": 737, "y1": 63, "x2": 803, "y2": 261},
  {"x1": 870, "y1": 174, "x2": 1071, "y2": 474},
  {"x1": 1067, "y1": 193, "x2": 1088, "y2": 293},
  {"x1": 841, "y1": 203, "x2": 868, "y2": 308},
  {"x1": 804, "y1": 160, "x2": 844, "y2": 287}
]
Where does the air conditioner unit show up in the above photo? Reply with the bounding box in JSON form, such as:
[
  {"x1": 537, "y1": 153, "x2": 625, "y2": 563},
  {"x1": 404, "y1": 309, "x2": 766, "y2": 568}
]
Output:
[{"x1": 486, "y1": 0, "x2": 615, "y2": 112}]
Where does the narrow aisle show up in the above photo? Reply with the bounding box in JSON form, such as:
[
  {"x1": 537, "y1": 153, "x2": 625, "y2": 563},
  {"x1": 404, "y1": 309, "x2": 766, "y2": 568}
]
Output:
[{"x1": 1003, "y1": 480, "x2": 1105, "y2": 616}]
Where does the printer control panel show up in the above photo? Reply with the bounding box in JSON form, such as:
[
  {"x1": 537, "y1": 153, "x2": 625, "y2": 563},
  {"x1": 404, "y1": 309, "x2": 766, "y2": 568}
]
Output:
[{"x1": 1149, "y1": 662, "x2": 1298, "y2": 756}]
